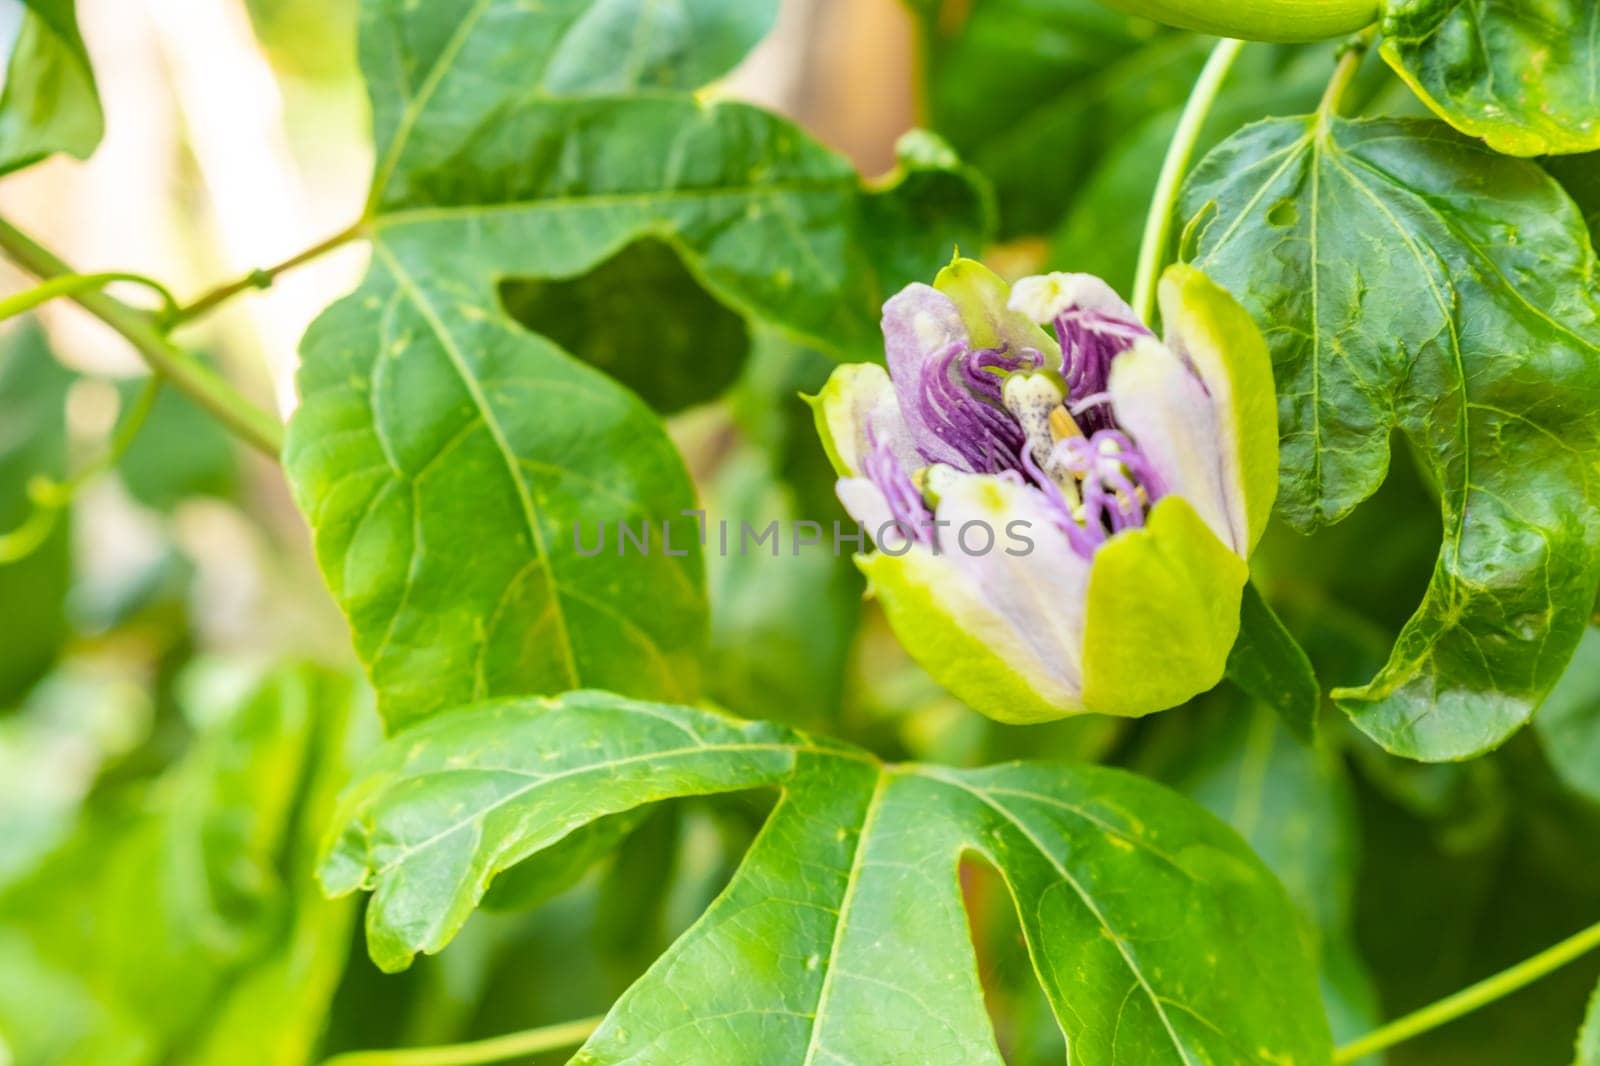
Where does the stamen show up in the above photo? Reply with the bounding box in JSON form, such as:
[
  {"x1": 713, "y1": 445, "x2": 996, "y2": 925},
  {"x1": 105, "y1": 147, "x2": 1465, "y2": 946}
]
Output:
[
  {"x1": 1048, "y1": 406, "x2": 1082, "y2": 441},
  {"x1": 1048, "y1": 429, "x2": 1164, "y2": 545}
]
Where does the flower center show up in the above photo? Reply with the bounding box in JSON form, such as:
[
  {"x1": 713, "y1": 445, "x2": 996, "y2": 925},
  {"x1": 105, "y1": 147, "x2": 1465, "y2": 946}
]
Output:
[{"x1": 867, "y1": 283, "x2": 1168, "y2": 558}]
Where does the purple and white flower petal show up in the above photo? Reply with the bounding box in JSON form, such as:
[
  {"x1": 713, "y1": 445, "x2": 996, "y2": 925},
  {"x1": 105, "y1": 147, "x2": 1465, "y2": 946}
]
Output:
[{"x1": 815, "y1": 256, "x2": 1278, "y2": 723}]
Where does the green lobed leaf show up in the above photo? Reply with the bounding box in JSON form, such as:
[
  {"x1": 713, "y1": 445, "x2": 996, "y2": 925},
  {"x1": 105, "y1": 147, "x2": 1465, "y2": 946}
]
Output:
[
  {"x1": 287, "y1": 234, "x2": 709, "y2": 730},
  {"x1": 321, "y1": 691, "x2": 1334, "y2": 1064},
  {"x1": 0, "y1": 0, "x2": 102, "y2": 175},
  {"x1": 1143, "y1": 700, "x2": 1379, "y2": 1049},
  {"x1": 1380, "y1": 0, "x2": 1600, "y2": 157},
  {"x1": 1226, "y1": 582, "x2": 1320, "y2": 745},
  {"x1": 1181, "y1": 116, "x2": 1600, "y2": 761},
  {"x1": 0, "y1": 320, "x2": 72, "y2": 705},
  {"x1": 1535, "y1": 624, "x2": 1600, "y2": 803},
  {"x1": 287, "y1": 0, "x2": 988, "y2": 730}
]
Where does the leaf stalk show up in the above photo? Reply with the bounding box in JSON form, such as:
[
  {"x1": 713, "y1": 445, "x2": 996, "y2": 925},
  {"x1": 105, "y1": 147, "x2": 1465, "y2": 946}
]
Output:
[
  {"x1": 1318, "y1": 28, "x2": 1377, "y2": 119},
  {"x1": 171, "y1": 219, "x2": 367, "y2": 324},
  {"x1": 318, "y1": 1015, "x2": 605, "y2": 1066},
  {"x1": 1334, "y1": 917, "x2": 1600, "y2": 1062},
  {"x1": 0, "y1": 214, "x2": 285, "y2": 456},
  {"x1": 0, "y1": 375, "x2": 162, "y2": 563}
]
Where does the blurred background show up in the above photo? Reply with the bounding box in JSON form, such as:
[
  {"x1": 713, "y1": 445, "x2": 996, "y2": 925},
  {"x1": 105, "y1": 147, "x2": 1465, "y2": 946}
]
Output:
[{"x1": 2, "y1": 1, "x2": 1599, "y2": 1064}]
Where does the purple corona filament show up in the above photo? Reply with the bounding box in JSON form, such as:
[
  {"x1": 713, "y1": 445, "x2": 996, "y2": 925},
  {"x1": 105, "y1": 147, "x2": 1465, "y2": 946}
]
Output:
[
  {"x1": 864, "y1": 424, "x2": 932, "y2": 545},
  {"x1": 912, "y1": 341, "x2": 1030, "y2": 475},
  {"x1": 1019, "y1": 443, "x2": 1101, "y2": 558},
  {"x1": 1053, "y1": 310, "x2": 1151, "y2": 435},
  {"x1": 871, "y1": 297, "x2": 1166, "y2": 561}
]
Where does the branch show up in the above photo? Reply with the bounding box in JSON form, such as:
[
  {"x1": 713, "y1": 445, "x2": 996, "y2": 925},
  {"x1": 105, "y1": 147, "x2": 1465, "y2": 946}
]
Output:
[{"x1": 0, "y1": 214, "x2": 284, "y2": 456}]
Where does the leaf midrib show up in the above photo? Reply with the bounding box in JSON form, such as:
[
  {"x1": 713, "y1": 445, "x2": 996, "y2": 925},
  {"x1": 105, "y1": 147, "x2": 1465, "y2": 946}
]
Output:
[
  {"x1": 919, "y1": 769, "x2": 1198, "y2": 1066},
  {"x1": 370, "y1": 739, "x2": 859, "y2": 878},
  {"x1": 366, "y1": 0, "x2": 497, "y2": 212},
  {"x1": 799, "y1": 772, "x2": 889, "y2": 1066},
  {"x1": 370, "y1": 242, "x2": 583, "y2": 692}
]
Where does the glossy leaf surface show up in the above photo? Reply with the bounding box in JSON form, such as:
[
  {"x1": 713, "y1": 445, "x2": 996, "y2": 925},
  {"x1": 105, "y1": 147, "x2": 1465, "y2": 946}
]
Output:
[
  {"x1": 0, "y1": 0, "x2": 101, "y2": 174},
  {"x1": 286, "y1": 0, "x2": 987, "y2": 730},
  {"x1": 1226, "y1": 582, "x2": 1320, "y2": 745},
  {"x1": 1183, "y1": 116, "x2": 1600, "y2": 760},
  {"x1": 323, "y1": 691, "x2": 1333, "y2": 1064},
  {"x1": 1380, "y1": 0, "x2": 1600, "y2": 156}
]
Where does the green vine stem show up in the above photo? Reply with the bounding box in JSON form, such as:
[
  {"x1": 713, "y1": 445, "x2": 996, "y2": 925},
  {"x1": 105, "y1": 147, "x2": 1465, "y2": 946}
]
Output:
[
  {"x1": 1131, "y1": 36, "x2": 1245, "y2": 324},
  {"x1": 319, "y1": 1015, "x2": 605, "y2": 1066},
  {"x1": 0, "y1": 271, "x2": 179, "y2": 325},
  {"x1": 1319, "y1": 28, "x2": 1377, "y2": 119},
  {"x1": 171, "y1": 219, "x2": 366, "y2": 325},
  {"x1": 1334, "y1": 917, "x2": 1600, "y2": 1063},
  {"x1": 1091, "y1": 0, "x2": 1377, "y2": 43},
  {"x1": 0, "y1": 215, "x2": 284, "y2": 456},
  {"x1": 0, "y1": 376, "x2": 162, "y2": 563}
]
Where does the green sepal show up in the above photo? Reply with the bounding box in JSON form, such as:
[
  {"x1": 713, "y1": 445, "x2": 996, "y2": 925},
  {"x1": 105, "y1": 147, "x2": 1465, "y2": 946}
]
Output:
[
  {"x1": 805, "y1": 363, "x2": 894, "y2": 479},
  {"x1": 1082, "y1": 495, "x2": 1249, "y2": 717},
  {"x1": 934, "y1": 255, "x2": 1059, "y2": 357},
  {"x1": 856, "y1": 549, "x2": 1077, "y2": 725},
  {"x1": 1158, "y1": 263, "x2": 1279, "y2": 555}
]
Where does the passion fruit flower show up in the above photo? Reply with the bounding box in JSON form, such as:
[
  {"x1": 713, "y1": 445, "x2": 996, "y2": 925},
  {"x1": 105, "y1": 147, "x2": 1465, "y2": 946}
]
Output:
[{"x1": 811, "y1": 258, "x2": 1277, "y2": 723}]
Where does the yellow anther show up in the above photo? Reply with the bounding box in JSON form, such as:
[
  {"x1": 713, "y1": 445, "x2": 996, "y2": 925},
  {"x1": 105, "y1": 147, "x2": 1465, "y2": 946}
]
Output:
[{"x1": 1048, "y1": 405, "x2": 1082, "y2": 442}]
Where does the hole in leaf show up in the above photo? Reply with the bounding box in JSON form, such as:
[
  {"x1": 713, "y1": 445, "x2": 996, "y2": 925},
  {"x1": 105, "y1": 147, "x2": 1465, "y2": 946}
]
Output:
[
  {"x1": 1267, "y1": 197, "x2": 1299, "y2": 228},
  {"x1": 959, "y1": 852, "x2": 1068, "y2": 1063},
  {"x1": 499, "y1": 238, "x2": 749, "y2": 414}
]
